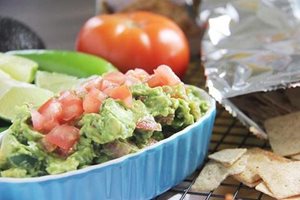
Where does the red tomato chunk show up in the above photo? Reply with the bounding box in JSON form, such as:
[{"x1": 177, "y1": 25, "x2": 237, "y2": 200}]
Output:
[{"x1": 45, "y1": 124, "x2": 80, "y2": 151}]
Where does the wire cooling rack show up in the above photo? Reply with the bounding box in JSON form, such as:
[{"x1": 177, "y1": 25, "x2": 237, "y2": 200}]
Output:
[{"x1": 155, "y1": 61, "x2": 275, "y2": 200}]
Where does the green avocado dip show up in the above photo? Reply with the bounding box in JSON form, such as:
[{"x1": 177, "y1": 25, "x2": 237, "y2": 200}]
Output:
[{"x1": 0, "y1": 66, "x2": 209, "y2": 178}]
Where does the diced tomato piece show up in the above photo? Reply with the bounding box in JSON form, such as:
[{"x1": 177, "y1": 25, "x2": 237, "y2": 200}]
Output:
[
  {"x1": 38, "y1": 98, "x2": 63, "y2": 121},
  {"x1": 60, "y1": 103, "x2": 83, "y2": 122},
  {"x1": 125, "y1": 68, "x2": 150, "y2": 82},
  {"x1": 155, "y1": 65, "x2": 181, "y2": 85},
  {"x1": 42, "y1": 117, "x2": 60, "y2": 133},
  {"x1": 45, "y1": 124, "x2": 80, "y2": 151},
  {"x1": 31, "y1": 110, "x2": 46, "y2": 132},
  {"x1": 80, "y1": 75, "x2": 124, "y2": 94},
  {"x1": 103, "y1": 71, "x2": 126, "y2": 85},
  {"x1": 99, "y1": 79, "x2": 118, "y2": 92},
  {"x1": 147, "y1": 65, "x2": 182, "y2": 87},
  {"x1": 32, "y1": 98, "x2": 62, "y2": 133},
  {"x1": 124, "y1": 76, "x2": 141, "y2": 86},
  {"x1": 58, "y1": 91, "x2": 84, "y2": 122},
  {"x1": 107, "y1": 85, "x2": 132, "y2": 107},
  {"x1": 83, "y1": 88, "x2": 107, "y2": 113},
  {"x1": 125, "y1": 68, "x2": 150, "y2": 86},
  {"x1": 147, "y1": 74, "x2": 164, "y2": 87},
  {"x1": 31, "y1": 111, "x2": 59, "y2": 133},
  {"x1": 81, "y1": 76, "x2": 102, "y2": 92},
  {"x1": 102, "y1": 87, "x2": 114, "y2": 96}
]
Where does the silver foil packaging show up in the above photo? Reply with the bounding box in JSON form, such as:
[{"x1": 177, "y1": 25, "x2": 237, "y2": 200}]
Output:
[{"x1": 200, "y1": 0, "x2": 300, "y2": 138}]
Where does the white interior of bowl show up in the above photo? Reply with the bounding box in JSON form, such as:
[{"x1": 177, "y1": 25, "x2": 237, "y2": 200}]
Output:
[{"x1": 0, "y1": 87, "x2": 216, "y2": 183}]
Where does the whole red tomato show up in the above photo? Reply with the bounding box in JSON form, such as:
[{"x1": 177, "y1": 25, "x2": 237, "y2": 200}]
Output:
[{"x1": 76, "y1": 11, "x2": 190, "y2": 78}]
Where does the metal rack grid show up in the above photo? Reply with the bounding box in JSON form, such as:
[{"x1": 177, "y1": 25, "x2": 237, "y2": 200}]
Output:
[{"x1": 155, "y1": 61, "x2": 275, "y2": 200}]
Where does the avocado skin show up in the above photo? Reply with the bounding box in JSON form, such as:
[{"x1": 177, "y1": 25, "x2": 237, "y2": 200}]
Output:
[{"x1": 0, "y1": 16, "x2": 45, "y2": 52}]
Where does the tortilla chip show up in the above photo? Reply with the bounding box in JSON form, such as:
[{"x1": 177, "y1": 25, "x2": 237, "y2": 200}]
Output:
[
  {"x1": 233, "y1": 169, "x2": 260, "y2": 186},
  {"x1": 233, "y1": 148, "x2": 290, "y2": 186},
  {"x1": 192, "y1": 156, "x2": 248, "y2": 192},
  {"x1": 228, "y1": 155, "x2": 248, "y2": 175},
  {"x1": 255, "y1": 182, "x2": 275, "y2": 198},
  {"x1": 257, "y1": 161, "x2": 300, "y2": 199},
  {"x1": 191, "y1": 161, "x2": 229, "y2": 192},
  {"x1": 264, "y1": 111, "x2": 300, "y2": 156},
  {"x1": 257, "y1": 183, "x2": 300, "y2": 200},
  {"x1": 208, "y1": 148, "x2": 247, "y2": 166}
]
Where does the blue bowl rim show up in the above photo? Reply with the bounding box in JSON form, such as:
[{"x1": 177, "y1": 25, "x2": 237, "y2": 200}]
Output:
[{"x1": 0, "y1": 86, "x2": 216, "y2": 183}]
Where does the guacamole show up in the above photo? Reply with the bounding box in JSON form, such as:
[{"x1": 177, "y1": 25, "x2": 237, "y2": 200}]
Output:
[{"x1": 0, "y1": 67, "x2": 209, "y2": 178}]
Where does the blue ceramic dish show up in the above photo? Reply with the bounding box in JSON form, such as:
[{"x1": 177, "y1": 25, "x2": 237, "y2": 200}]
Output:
[{"x1": 0, "y1": 87, "x2": 216, "y2": 200}]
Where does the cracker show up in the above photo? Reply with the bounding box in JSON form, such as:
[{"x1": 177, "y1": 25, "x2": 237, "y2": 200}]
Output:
[
  {"x1": 192, "y1": 156, "x2": 248, "y2": 192},
  {"x1": 228, "y1": 155, "x2": 248, "y2": 175},
  {"x1": 255, "y1": 182, "x2": 275, "y2": 198},
  {"x1": 257, "y1": 161, "x2": 300, "y2": 199},
  {"x1": 208, "y1": 148, "x2": 247, "y2": 166},
  {"x1": 191, "y1": 161, "x2": 229, "y2": 192},
  {"x1": 233, "y1": 148, "x2": 290, "y2": 186},
  {"x1": 264, "y1": 111, "x2": 300, "y2": 156},
  {"x1": 233, "y1": 169, "x2": 260, "y2": 186},
  {"x1": 256, "y1": 183, "x2": 300, "y2": 200}
]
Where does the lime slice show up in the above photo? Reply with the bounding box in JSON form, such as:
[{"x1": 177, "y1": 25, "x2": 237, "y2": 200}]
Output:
[
  {"x1": 0, "y1": 54, "x2": 38, "y2": 83},
  {"x1": 0, "y1": 78, "x2": 53, "y2": 121},
  {"x1": 35, "y1": 71, "x2": 83, "y2": 93}
]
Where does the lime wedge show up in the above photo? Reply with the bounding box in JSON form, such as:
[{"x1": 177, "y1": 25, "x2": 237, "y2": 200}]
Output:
[
  {"x1": 8, "y1": 50, "x2": 117, "y2": 78},
  {"x1": 0, "y1": 54, "x2": 38, "y2": 83},
  {"x1": 35, "y1": 71, "x2": 83, "y2": 93},
  {"x1": 0, "y1": 78, "x2": 53, "y2": 121}
]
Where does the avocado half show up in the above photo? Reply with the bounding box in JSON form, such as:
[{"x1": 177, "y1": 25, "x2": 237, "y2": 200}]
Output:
[{"x1": 0, "y1": 16, "x2": 45, "y2": 52}]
